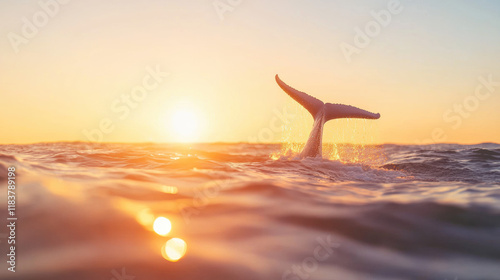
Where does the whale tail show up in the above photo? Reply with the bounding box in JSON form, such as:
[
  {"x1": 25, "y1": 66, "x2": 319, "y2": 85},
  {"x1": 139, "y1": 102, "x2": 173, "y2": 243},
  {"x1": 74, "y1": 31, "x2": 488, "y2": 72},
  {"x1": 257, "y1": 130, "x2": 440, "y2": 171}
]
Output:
[
  {"x1": 275, "y1": 75, "x2": 380, "y2": 158},
  {"x1": 275, "y1": 75, "x2": 380, "y2": 121}
]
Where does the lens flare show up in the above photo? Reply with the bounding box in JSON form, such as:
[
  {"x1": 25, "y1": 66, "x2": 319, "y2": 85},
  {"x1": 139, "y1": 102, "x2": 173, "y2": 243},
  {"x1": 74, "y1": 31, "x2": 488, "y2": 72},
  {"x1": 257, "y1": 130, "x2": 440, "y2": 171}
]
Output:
[
  {"x1": 136, "y1": 208, "x2": 155, "y2": 227},
  {"x1": 153, "y1": 217, "x2": 172, "y2": 236},
  {"x1": 162, "y1": 238, "x2": 187, "y2": 262}
]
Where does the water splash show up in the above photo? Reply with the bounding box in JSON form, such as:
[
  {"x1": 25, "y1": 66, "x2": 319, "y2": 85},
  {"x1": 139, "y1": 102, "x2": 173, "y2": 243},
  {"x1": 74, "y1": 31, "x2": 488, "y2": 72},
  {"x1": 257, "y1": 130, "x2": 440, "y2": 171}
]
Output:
[
  {"x1": 323, "y1": 118, "x2": 385, "y2": 164},
  {"x1": 271, "y1": 100, "x2": 310, "y2": 160},
  {"x1": 273, "y1": 101, "x2": 384, "y2": 164}
]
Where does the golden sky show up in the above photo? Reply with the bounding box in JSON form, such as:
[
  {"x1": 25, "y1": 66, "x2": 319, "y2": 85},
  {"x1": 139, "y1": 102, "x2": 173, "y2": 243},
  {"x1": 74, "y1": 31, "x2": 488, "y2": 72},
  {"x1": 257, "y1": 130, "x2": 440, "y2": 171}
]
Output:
[{"x1": 1, "y1": 0, "x2": 499, "y2": 144}]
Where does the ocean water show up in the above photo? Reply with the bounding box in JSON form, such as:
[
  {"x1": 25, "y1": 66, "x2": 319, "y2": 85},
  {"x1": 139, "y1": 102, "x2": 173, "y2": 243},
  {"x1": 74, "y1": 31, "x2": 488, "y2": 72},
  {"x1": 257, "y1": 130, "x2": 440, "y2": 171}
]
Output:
[{"x1": 0, "y1": 142, "x2": 500, "y2": 280}]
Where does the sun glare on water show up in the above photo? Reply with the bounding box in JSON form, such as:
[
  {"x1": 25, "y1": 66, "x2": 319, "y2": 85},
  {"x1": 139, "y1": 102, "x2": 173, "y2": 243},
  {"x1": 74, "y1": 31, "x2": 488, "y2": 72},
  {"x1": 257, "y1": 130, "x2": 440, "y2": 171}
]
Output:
[{"x1": 162, "y1": 238, "x2": 187, "y2": 262}]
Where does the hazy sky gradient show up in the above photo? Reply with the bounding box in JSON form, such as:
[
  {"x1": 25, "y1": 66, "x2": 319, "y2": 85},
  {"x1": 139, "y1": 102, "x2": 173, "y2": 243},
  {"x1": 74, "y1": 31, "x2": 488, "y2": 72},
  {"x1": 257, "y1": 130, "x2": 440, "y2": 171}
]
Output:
[{"x1": 1, "y1": 0, "x2": 499, "y2": 144}]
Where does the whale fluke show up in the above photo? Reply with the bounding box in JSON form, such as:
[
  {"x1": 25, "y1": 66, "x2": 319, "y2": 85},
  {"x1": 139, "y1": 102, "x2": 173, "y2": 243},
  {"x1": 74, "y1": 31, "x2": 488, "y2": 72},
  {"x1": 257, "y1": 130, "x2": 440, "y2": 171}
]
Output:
[
  {"x1": 324, "y1": 103, "x2": 380, "y2": 121},
  {"x1": 275, "y1": 75, "x2": 380, "y2": 158},
  {"x1": 275, "y1": 75, "x2": 324, "y2": 118}
]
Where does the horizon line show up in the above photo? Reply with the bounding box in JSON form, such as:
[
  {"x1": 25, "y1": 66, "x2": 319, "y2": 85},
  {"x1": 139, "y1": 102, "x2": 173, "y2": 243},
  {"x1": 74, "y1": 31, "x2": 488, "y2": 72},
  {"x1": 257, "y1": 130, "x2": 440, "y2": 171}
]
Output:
[{"x1": 1, "y1": 140, "x2": 498, "y2": 146}]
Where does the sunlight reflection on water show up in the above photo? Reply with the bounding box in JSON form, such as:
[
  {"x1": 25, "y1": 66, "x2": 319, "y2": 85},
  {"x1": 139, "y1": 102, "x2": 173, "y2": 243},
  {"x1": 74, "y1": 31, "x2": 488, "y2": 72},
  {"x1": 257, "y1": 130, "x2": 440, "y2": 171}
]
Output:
[
  {"x1": 153, "y1": 217, "x2": 172, "y2": 236},
  {"x1": 162, "y1": 238, "x2": 188, "y2": 262}
]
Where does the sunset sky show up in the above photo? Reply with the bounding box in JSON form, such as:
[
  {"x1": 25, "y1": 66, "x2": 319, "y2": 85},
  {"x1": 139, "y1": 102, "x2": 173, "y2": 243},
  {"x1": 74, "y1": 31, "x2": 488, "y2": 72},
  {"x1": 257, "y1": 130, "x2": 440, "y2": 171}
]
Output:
[{"x1": 1, "y1": 0, "x2": 499, "y2": 144}]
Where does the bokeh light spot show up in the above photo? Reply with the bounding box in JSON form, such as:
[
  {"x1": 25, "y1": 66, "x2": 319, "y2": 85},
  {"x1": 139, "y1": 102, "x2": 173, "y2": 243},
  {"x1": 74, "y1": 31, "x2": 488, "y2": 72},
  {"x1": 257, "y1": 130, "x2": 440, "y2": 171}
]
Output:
[
  {"x1": 153, "y1": 217, "x2": 172, "y2": 236},
  {"x1": 162, "y1": 185, "x2": 178, "y2": 194},
  {"x1": 162, "y1": 238, "x2": 187, "y2": 262}
]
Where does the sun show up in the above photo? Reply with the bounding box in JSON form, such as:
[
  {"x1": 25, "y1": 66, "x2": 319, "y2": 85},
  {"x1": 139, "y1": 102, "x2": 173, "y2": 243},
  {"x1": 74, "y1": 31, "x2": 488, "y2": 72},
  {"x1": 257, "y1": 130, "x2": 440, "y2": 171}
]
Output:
[{"x1": 170, "y1": 107, "x2": 200, "y2": 142}]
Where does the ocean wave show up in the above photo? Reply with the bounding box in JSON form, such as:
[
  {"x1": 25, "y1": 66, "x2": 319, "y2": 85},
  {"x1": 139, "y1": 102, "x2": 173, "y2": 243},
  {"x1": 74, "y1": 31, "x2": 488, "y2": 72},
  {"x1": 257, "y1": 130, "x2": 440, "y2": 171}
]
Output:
[{"x1": 1, "y1": 142, "x2": 500, "y2": 280}]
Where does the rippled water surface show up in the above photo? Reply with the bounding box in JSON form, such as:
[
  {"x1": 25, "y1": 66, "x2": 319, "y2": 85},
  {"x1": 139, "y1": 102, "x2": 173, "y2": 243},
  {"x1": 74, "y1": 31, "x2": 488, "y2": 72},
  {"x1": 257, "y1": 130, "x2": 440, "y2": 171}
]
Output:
[{"x1": 1, "y1": 142, "x2": 500, "y2": 280}]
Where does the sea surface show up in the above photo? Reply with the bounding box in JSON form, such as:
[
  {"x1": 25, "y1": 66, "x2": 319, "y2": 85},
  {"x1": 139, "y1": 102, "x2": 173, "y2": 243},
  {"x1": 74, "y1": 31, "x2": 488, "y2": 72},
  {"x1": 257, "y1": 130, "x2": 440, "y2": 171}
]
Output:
[{"x1": 1, "y1": 142, "x2": 500, "y2": 280}]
